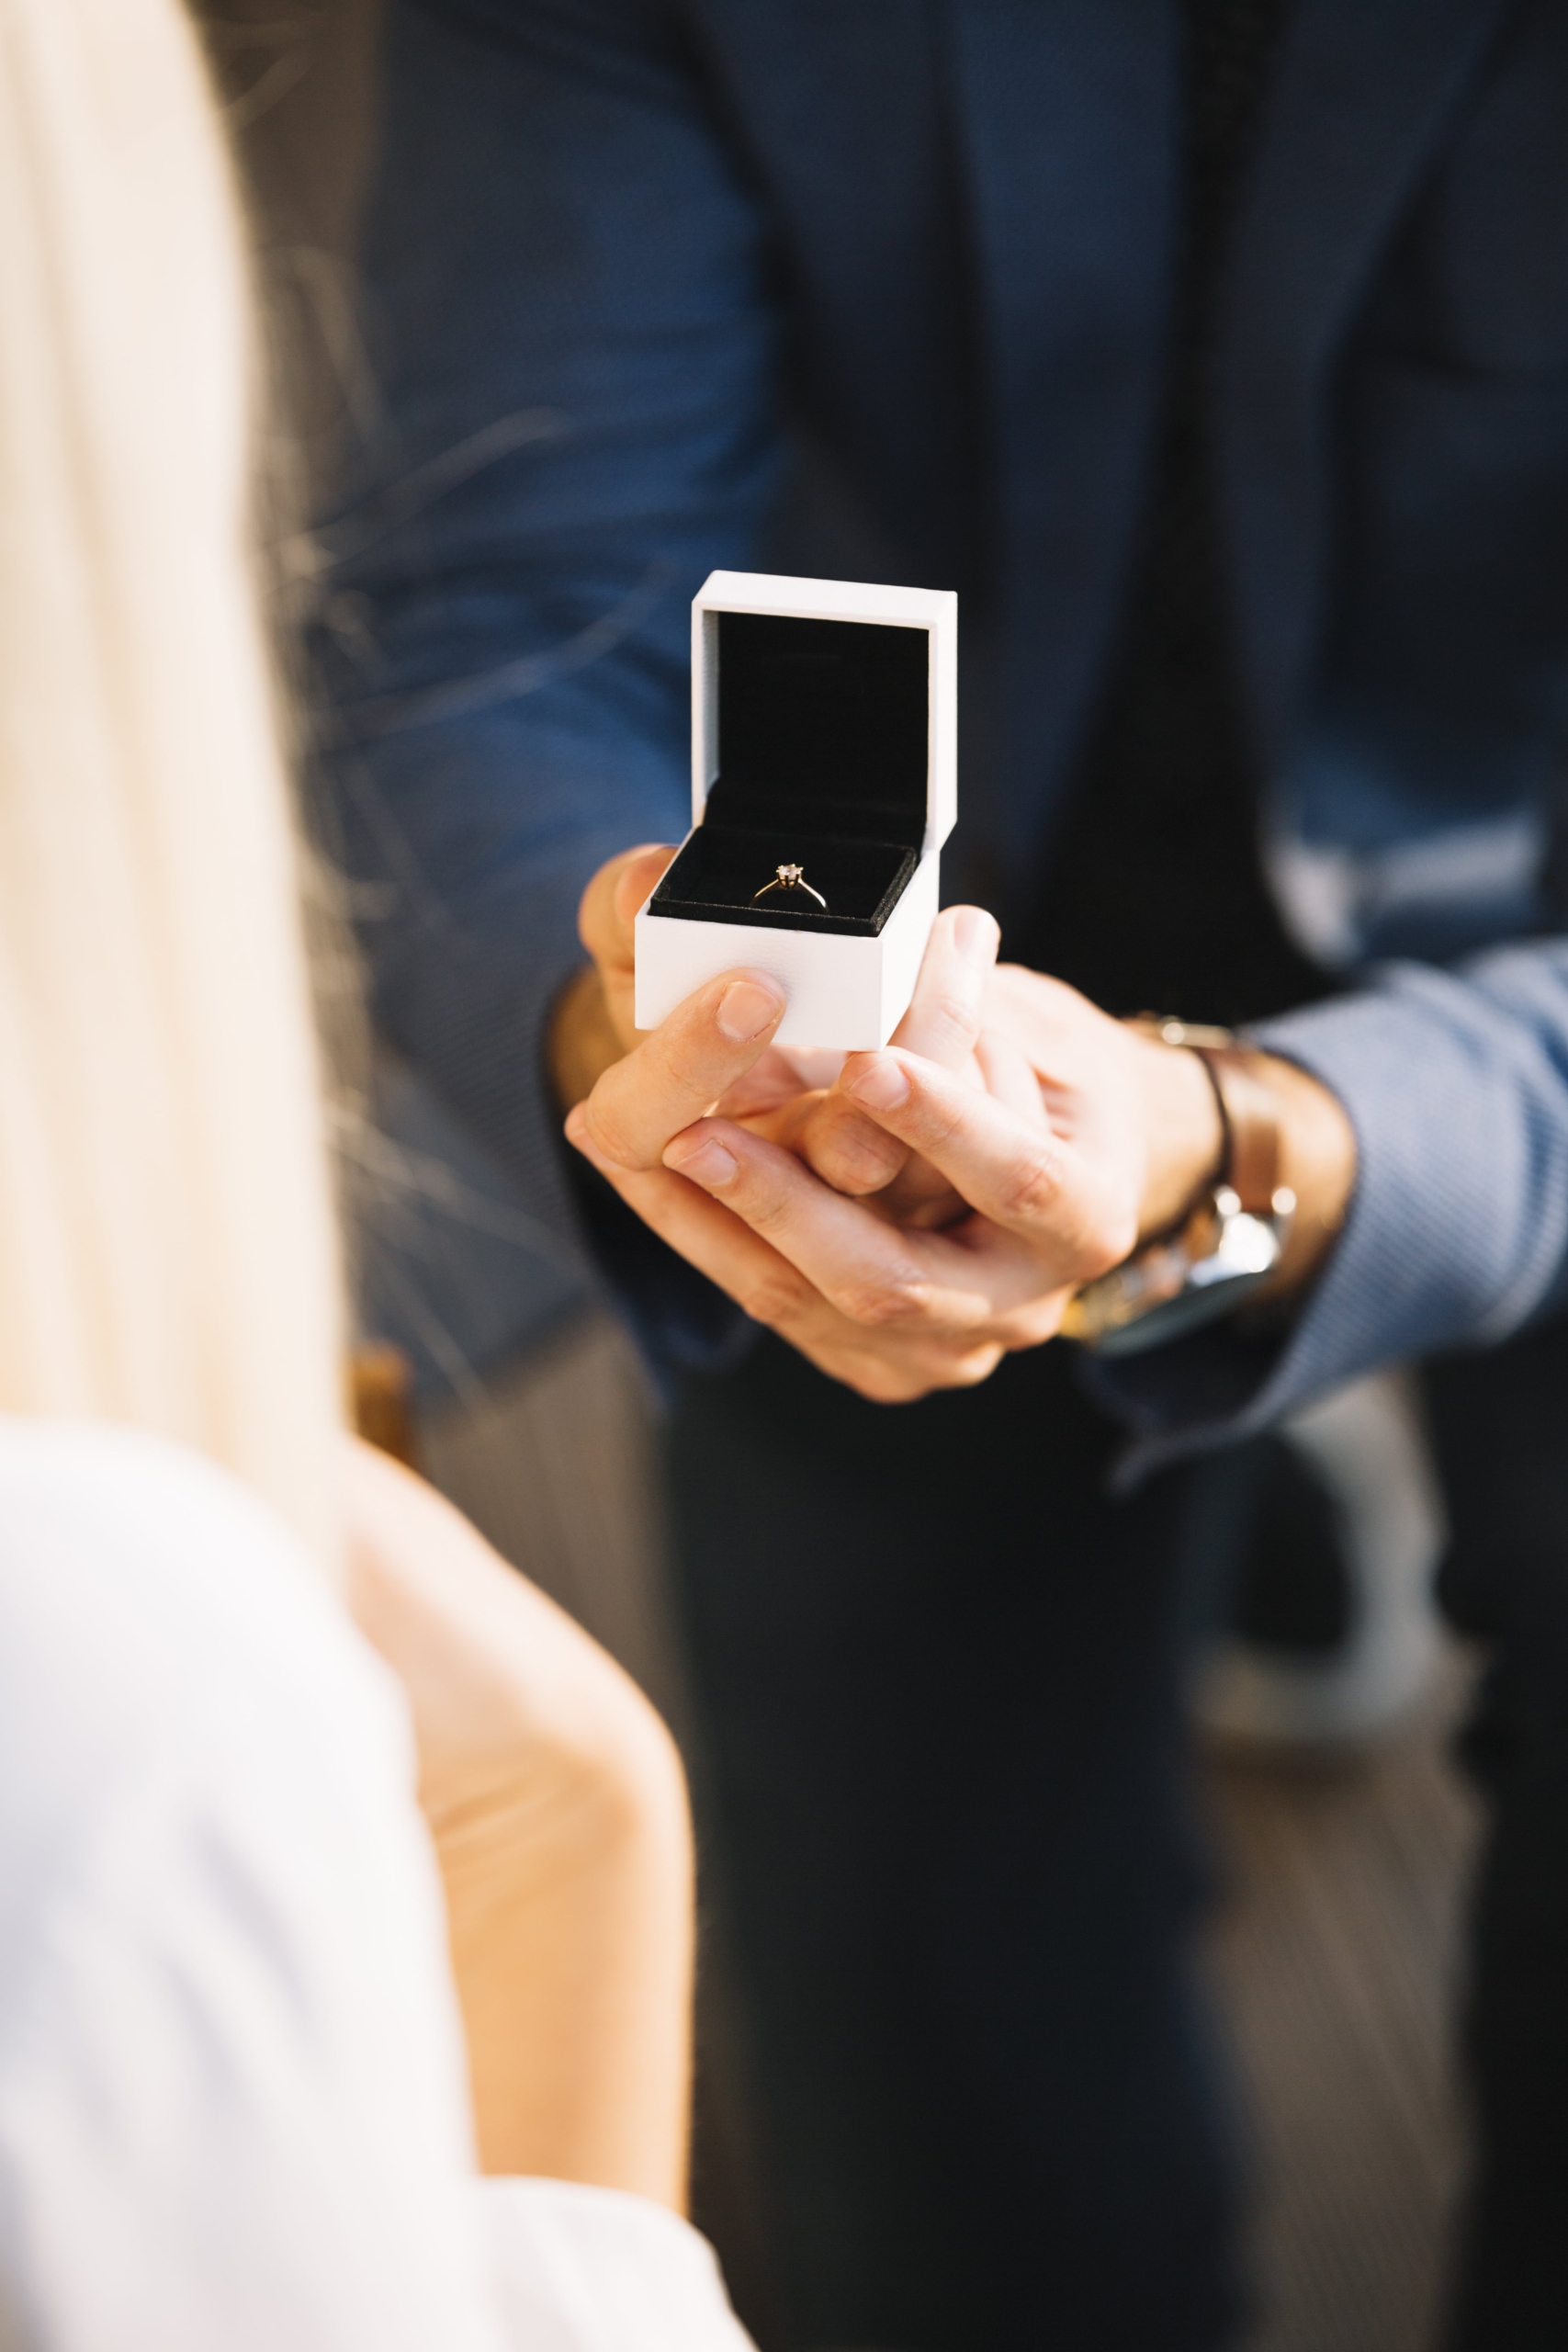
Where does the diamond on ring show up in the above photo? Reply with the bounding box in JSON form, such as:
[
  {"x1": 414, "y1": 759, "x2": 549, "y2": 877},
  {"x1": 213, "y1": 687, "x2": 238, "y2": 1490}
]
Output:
[{"x1": 751, "y1": 861, "x2": 828, "y2": 912}]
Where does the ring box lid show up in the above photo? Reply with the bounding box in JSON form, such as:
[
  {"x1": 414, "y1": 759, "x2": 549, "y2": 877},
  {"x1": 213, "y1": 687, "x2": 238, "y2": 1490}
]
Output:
[{"x1": 692, "y1": 571, "x2": 957, "y2": 858}]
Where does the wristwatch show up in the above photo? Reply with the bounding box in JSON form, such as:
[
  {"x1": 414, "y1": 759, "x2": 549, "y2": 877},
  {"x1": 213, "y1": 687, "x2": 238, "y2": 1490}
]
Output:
[{"x1": 1060, "y1": 1021, "x2": 1297, "y2": 1357}]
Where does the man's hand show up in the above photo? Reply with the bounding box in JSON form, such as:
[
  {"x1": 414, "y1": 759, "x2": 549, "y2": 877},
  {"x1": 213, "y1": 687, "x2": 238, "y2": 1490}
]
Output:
[
  {"x1": 550, "y1": 840, "x2": 871, "y2": 1215},
  {"x1": 736, "y1": 902, "x2": 1003, "y2": 1225},
  {"x1": 551, "y1": 842, "x2": 1000, "y2": 1243},
  {"x1": 556, "y1": 846, "x2": 1355, "y2": 1404},
  {"x1": 548, "y1": 848, "x2": 1000, "y2": 1212},
  {"x1": 566, "y1": 941, "x2": 1355, "y2": 1403},
  {"x1": 547, "y1": 844, "x2": 677, "y2": 1113},
  {"x1": 976, "y1": 965, "x2": 1357, "y2": 1296},
  {"x1": 566, "y1": 958, "x2": 1163, "y2": 1401}
]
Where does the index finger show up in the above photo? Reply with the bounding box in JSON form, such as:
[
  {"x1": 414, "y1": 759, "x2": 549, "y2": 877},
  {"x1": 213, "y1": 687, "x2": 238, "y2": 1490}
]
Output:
[
  {"x1": 840, "y1": 1048, "x2": 1139, "y2": 1282},
  {"x1": 570, "y1": 967, "x2": 787, "y2": 1170},
  {"x1": 787, "y1": 903, "x2": 1001, "y2": 1198},
  {"x1": 890, "y1": 903, "x2": 1000, "y2": 1068}
]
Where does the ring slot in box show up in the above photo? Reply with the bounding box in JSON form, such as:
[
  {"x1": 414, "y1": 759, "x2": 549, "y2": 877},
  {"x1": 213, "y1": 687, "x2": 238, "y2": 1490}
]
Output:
[{"x1": 634, "y1": 570, "x2": 957, "y2": 1050}]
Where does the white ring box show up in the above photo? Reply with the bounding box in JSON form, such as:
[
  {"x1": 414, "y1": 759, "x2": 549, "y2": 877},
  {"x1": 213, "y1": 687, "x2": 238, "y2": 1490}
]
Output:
[{"x1": 633, "y1": 569, "x2": 958, "y2": 1051}]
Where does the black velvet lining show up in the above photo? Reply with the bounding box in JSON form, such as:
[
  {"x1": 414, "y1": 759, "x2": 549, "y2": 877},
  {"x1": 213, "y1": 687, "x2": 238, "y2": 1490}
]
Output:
[
  {"x1": 649, "y1": 826, "x2": 917, "y2": 936},
  {"x1": 713, "y1": 613, "x2": 929, "y2": 844},
  {"x1": 649, "y1": 606, "x2": 929, "y2": 934}
]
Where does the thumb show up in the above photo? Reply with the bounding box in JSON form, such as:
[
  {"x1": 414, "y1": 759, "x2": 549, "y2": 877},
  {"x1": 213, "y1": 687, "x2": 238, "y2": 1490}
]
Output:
[{"x1": 578, "y1": 842, "x2": 678, "y2": 976}]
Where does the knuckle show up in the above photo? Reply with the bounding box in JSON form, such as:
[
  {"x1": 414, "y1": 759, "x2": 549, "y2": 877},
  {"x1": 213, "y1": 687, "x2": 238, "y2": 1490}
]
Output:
[
  {"x1": 836, "y1": 1266, "x2": 931, "y2": 1329},
  {"x1": 813, "y1": 1127, "x2": 906, "y2": 1196},
  {"x1": 996, "y1": 1143, "x2": 1065, "y2": 1225},
  {"x1": 888, "y1": 1085, "x2": 962, "y2": 1165},
  {"x1": 737, "y1": 1266, "x2": 810, "y2": 1330},
  {"x1": 581, "y1": 1100, "x2": 646, "y2": 1170},
  {"x1": 732, "y1": 1167, "x2": 786, "y2": 1223},
  {"x1": 926, "y1": 987, "x2": 980, "y2": 1046},
  {"x1": 923, "y1": 1089, "x2": 974, "y2": 1157},
  {"x1": 731, "y1": 1179, "x2": 802, "y2": 1248}
]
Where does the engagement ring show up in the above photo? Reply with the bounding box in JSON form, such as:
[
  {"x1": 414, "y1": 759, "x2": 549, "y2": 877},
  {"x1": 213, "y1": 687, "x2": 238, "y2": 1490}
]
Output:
[{"x1": 751, "y1": 862, "x2": 828, "y2": 911}]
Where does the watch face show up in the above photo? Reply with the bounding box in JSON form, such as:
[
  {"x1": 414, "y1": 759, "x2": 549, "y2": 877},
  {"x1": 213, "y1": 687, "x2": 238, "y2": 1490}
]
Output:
[
  {"x1": 1087, "y1": 1261, "x2": 1274, "y2": 1357},
  {"x1": 1066, "y1": 1200, "x2": 1286, "y2": 1356}
]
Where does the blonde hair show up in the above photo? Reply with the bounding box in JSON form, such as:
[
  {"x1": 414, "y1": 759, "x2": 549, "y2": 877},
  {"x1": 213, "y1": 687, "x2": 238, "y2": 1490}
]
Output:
[{"x1": 0, "y1": 0, "x2": 344, "y2": 1569}]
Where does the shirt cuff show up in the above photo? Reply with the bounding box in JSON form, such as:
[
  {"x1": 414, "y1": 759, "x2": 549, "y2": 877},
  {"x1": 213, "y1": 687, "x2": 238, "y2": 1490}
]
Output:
[
  {"x1": 1092, "y1": 955, "x2": 1568, "y2": 1477},
  {"x1": 473, "y1": 2177, "x2": 755, "y2": 2352}
]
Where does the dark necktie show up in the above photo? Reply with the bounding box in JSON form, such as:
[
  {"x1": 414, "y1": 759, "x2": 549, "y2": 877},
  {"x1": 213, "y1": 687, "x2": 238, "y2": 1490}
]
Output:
[{"x1": 1016, "y1": 0, "x2": 1328, "y2": 1027}]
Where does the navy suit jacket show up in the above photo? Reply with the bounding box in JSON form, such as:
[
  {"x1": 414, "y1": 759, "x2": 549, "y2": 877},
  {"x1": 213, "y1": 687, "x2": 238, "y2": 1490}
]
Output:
[{"x1": 321, "y1": 0, "x2": 1568, "y2": 1453}]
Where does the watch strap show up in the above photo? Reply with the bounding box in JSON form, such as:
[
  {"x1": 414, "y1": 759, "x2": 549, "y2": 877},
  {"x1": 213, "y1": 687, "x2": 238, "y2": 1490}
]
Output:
[
  {"x1": 1190, "y1": 1043, "x2": 1280, "y2": 1216},
  {"x1": 1061, "y1": 1023, "x2": 1293, "y2": 1353}
]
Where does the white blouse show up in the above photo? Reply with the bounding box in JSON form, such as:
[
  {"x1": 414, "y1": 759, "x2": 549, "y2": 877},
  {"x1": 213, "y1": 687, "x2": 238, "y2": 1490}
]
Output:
[{"x1": 0, "y1": 1419, "x2": 752, "y2": 2352}]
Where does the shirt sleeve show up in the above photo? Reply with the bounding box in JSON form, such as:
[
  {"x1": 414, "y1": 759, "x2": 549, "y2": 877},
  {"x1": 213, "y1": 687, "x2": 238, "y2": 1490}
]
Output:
[
  {"x1": 0, "y1": 1420, "x2": 751, "y2": 2352},
  {"x1": 1089, "y1": 936, "x2": 1568, "y2": 1473}
]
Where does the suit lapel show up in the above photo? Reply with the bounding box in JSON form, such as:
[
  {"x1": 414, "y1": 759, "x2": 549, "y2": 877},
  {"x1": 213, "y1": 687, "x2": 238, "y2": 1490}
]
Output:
[{"x1": 1221, "y1": 0, "x2": 1523, "y2": 752}]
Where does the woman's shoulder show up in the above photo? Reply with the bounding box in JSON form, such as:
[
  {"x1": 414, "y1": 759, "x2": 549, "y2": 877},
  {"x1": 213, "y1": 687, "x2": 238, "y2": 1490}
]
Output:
[
  {"x1": 0, "y1": 1416, "x2": 345, "y2": 1688},
  {"x1": 0, "y1": 1417, "x2": 408, "y2": 1879},
  {"x1": 0, "y1": 1413, "x2": 319, "y2": 1593}
]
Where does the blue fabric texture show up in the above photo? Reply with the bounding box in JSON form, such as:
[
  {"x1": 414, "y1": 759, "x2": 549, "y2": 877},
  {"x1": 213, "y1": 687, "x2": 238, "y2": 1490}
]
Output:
[
  {"x1": 316, "y1": 0, "x2": 1568, "y2": 1435},
  {"x1": 1100, "y1": 940, "x2": 1568, "y2": 1473}
]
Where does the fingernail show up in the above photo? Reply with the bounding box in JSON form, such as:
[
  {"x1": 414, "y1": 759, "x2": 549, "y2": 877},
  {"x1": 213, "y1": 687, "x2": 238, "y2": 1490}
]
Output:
[
  {"x1": 665, "y1": 1136, "x2": 739, "y2": 1187},
  {"x1": 848, "y1": 1057, "x2": 910, "y2": 1111},
  {"x1": 953, "y1": 907, "x2": 998, "y2": 966},
  {"x1": 716, "y1": 979, "x2": 784, "y2": 1043}
]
